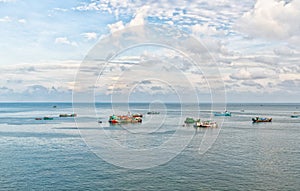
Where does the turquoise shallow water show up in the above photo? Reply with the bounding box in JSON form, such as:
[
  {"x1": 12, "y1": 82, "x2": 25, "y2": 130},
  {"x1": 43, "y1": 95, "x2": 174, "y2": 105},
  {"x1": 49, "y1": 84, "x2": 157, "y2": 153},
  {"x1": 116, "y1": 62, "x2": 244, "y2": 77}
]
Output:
[{"x1": 0, "y1": 103, "x2": 299, "y2": 190}]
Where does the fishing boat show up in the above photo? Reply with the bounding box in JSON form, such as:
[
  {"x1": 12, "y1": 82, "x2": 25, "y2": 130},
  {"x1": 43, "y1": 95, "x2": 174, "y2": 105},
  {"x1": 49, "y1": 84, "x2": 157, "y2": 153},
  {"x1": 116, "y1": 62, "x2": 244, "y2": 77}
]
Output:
[
  {"x1": 59, "y1": 113, "x2": 77, "y2": 117},
  {"x1": 252, "y1": 117, "x2": 272, "y2": 123},
  {"x1": 194, "y1": 120, "x2": 218, "y2": 128},
  {"x1": 132, "y1": 113, "x2": 143, "y2": 118},
  {"x1": 291, "y1": 112, "x2": 299, "y2": 118},
  {"x1": 184, "y1": 117, "x2": 197, "y2": 124},
  {"x1": 147, "y1": 111, "x2": 160, "y2": 115},
  {"x1": 43, "y1": 117, "x2": 54, "y2": 120},
  {"x1": 108, "y1": 114, "x2": 142, "y2": 124},
  {"x1": 213, "y1": 111, "x2": 231, "y2": 116}
]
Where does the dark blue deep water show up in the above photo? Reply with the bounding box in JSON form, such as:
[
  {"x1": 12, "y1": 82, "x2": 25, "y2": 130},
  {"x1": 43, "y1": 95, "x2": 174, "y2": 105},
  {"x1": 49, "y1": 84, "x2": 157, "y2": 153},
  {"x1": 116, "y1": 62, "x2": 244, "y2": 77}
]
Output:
[{"x1": 0, "y1": 102, "x2": 299, "y2": 190}]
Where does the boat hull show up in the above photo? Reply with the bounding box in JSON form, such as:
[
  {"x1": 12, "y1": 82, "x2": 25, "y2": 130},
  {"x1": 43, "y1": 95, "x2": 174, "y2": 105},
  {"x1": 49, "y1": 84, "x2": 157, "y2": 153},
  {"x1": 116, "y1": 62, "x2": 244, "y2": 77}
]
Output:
[
  {"x1": 194, "y1": 121, "x2": 218, "y2": 128},
  {"x1": 108, "y1": 115, "x2": 142, "y2": 124},
  {"x1": 252, "y1": 117, "x2": 272, "y2": 123},
  {"x1": 213, "y1": 112, "x2": 231, "y2": 116}
]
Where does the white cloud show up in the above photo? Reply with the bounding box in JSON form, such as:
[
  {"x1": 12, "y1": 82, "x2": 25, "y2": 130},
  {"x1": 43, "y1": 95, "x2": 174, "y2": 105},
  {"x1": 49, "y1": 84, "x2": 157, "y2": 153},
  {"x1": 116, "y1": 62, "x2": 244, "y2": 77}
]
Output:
[
  {"x1": 191, "y1": 23, "x2": 223, "y2": 37},
  {"x1": 128, "y1": 5, "x2": 149, "y2": 27},
  {"x1": 0, "y1": 0, "x2": 16, "y2": 2},
  {"x1": 81, "y1": 32, "x2": 97, "y2": 40},
  {"x1": 241, "y1": 80, "x2": 263, "y2": 89},
  {"x1": 73, "y1": 2, "x2": 100, "y2": 11},
  {"x1": 53, "y1": 7, "x2": 68, "y2": 12},
  {"x1": 18, "y1": 19, "x2": 26, "y2": 24},
  {"x1": 273, "y1": 46, "x2": 295, "y2": 56},
  {"x1": 230, "y1": 68, "x2": 252, "y2": 80},
  {"x1": 236, "y1": 0, "x2": 300, "y2": 44},
  {"x1": 55, "y1": 37, "x2": 77, "y2": 47},
  {"x1": 0, "y1": 60, "x2": 80, "y2": 93},
  {"x1": 0, "y1": 16, "x2": 12, "y2": 22},
  {"x1": 108, "y1": 20, "x2": 125, "y2": 33},
  {"x1": 74, "y1": 0, "x2": 254, "y2": 37},
  {"x1": 0, "y1": 17, "x2": 26, "y2": 24}
]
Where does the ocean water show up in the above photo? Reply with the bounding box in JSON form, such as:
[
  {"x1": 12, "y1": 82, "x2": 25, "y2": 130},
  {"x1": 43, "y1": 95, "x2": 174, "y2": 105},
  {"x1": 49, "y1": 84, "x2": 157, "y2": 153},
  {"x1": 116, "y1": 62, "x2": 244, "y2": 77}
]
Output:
[{"x1": 0, "y1": 102, "x2": 300, "y2": 190}]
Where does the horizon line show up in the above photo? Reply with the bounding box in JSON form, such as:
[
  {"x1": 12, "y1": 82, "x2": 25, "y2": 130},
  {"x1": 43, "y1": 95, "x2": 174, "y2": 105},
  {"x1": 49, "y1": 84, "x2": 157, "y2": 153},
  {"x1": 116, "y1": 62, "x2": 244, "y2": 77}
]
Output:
[{"x1": 0, "y1": 101, "x2": 300, "y2": 104}]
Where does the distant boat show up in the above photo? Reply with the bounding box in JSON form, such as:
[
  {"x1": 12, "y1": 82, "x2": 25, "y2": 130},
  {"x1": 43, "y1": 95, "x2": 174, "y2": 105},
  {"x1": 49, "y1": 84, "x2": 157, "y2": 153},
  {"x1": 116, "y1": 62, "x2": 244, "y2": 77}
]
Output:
[
  {"x1": 59, "y1": 114, "x2": 77, "y2": 117},
  {"x1": 184, "y1": 117, "x2": 198, "y2": 124},
  {"x1": 194, "y1": 120, "x2": 218, "y2": 128},
  {"x1": 43, "y1": 117, "x2": 54, "y2": 120},
  {"x1": 147, "y1": 111, "x2": 160, "y2": 115},
  {"x1": 35, "y1": 117, "x2": 53, "y2": 120},
  {"x1": 108, "y1": 114, "x2": 142, "y2": 124},
  {"x1": 132, "y1": 113, "x2": 143, "y2": 118},
  {"x1": 291, "y1": 112, "x2": 299, "y2": 118},
  {"x1": 252, "y1": 117, "x2": 272, "y2": 123},
  {"x1": 213, "y1": 111, "x2": 231, "y2": 116}
]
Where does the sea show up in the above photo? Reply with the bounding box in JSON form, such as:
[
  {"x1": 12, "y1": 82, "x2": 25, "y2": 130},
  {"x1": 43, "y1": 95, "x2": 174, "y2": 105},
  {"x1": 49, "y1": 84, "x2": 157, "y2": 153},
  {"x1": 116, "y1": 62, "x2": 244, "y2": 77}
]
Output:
[{"x1": 0, "y1": 102, "x2": 299, "y2": 191}]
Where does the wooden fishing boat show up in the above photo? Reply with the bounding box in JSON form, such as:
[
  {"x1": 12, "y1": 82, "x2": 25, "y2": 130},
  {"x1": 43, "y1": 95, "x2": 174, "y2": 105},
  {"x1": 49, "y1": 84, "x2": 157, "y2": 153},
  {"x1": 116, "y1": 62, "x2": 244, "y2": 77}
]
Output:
[
  {"x1": 252, "y1": 117, "x2": 272, "y2": 123},
  {"x1": 194, "y1": 120, "x2": 218, "y2": 128},
  {"x1": 108, "y1": 114, "x2": 142, "y2": 124},
  {"x1": 43, "y1": 117, "x2": 54, "y2": 120},
  {"x1": 147, "y1": 111, "x2": 160, "y2": 115},
  {"x1": 213, "y1": 111, "x2": 231, "y2": 116},
  {"x1": 59, "y1": 113, "x2": 77, "y2": 117},
  {"x1": 184, "y1": 117, "x2": 196, "y2": 124}
]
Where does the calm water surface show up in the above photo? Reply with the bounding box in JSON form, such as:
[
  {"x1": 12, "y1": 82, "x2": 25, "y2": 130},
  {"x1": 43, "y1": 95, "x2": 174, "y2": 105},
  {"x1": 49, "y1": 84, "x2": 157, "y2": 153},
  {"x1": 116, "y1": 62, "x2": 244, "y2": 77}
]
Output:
[{"x1": 0, "y1": 103, "x2": 299, "y2": 190}]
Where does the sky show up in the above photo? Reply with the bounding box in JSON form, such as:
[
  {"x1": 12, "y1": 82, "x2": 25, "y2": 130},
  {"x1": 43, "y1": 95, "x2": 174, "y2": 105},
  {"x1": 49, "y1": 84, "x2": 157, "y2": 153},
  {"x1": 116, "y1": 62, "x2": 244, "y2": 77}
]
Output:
[{"x1": 0, "y1": 0, "x2": 299, "y2": 102}]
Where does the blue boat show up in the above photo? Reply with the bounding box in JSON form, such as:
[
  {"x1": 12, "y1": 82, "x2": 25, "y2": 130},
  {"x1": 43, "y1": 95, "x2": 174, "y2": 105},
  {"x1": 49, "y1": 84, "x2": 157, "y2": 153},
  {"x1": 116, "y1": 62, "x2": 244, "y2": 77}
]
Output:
[
  {"x1": 252, "y1": 117, "x2": 272, "y2": 123},
  {"x1": 213, "y1": 111, "x2": 231, "y2": 116}
]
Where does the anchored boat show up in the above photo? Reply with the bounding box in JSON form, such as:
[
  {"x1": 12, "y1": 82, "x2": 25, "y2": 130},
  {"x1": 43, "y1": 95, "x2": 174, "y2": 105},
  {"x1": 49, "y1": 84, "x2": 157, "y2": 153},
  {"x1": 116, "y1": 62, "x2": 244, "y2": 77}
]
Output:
[
  {"x1": 147, "y1": 111, "x2": 160, "y2": 115},
  {"x1": 291, "y1": 112, "x2": 299, "y2": 118},
  {"x1": 194, "y1": 120, "x2": 218, "y2": 128},
  {"x1": 213, "y1": 111, "x2": 231, "y2": 116},
  {"x1": 184, "y1": 117, "x2": 199, "y2": 124},
  {"x1": 132, "y1": 113, "x2": 143, "y2": 118},
  {"x1": 59, "y1": 113, "x2": 77, "y2": 117},
  {"x1": 43, "y1": 117, "x2": 54, "y2": 120},
  {"x1": 108, "y1": 114, "x2": 142, "y2": 124},
  {"x1": 252, "y1": 117, "x2": 272, "y2": 123}
]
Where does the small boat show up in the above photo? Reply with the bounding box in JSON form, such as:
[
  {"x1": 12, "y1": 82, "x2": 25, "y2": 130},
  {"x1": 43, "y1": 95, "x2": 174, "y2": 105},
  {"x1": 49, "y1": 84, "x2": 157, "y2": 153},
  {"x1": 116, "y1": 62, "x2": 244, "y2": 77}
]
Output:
[
  {"x1": 252, "y1": 117, "x2": 272, "y2": 123},
  {"x1": 147, "y1": 111, "x2": 160, "y2": 115},
  {"x1": 43, "y1": 117, "x2": 54, "y2": 120},
  {"x1": 194, "y1": 120, "x2": 218, "y2": 128},
  {"x1": 213, "y1": 111, "x2": 231, "y2": 116},
  {"x1": 291, "y1": 112, "x2": 299, "y2": 118},
  {"x1": 108, "y1": 114, "x2": 142, "y2": 124},
  {"x1": 59, "y1": 114, "x2": 77, "y2": 117},
  {"x1": 132, "y1": 113, "x2": 143, "y2": 118},
  {"x1": 35, "y1": 118, "x2": 42, "y2": 120},
  {"x1": 184, "y1": 117, "x2": 197, "y2": 124}
]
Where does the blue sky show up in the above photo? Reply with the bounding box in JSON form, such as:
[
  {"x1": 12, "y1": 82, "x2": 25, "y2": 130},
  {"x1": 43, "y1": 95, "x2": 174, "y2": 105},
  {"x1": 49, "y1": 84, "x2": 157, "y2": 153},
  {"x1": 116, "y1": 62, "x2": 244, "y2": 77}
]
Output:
[{"x1": 0, "y1": 0, "x2": 299, "y2": 102}]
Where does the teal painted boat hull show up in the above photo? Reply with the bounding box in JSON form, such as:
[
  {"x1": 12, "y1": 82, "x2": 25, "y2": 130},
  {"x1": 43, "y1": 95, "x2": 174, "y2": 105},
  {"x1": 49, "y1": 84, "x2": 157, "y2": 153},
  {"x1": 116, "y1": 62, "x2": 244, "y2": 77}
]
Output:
[{"x1": 213, "y1": 112, "x2": 231, "y2": 116}]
